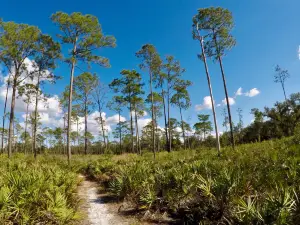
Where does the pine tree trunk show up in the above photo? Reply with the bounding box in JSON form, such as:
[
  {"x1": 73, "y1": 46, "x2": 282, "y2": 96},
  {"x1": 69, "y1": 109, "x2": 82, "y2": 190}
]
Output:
[
  {"x1": 98, "y1": 108, "x2": 106, "y2": 150},
  {"x1": 77, "y1": 119, "x2": 79, "y2": 147},
  {"x1": 155, "y1": 112, "x2": 160, "y2": 152},
  {"x1": 1, "y1": 75, "x2": 10, "y2": 154},
  {"x1": 282, "y1": 82, "x2": 287, "y2": 101},
  {"x1": 8, "y1": 78, "x2": 17, "y2": 158},
  {"x1": 179, "y1": 107, "x2": 186, "y2": 150},
  {"x1": 167, "y1": 84, "x2": 171, "y2": 152},
  {"x1": 84, "y1": 101, "x2": 88, "y2": 155},
  {"x1": 213, "y1": 35, "x2": 235, "y2": 151},
  {"x1": 63, "y1": 115, "x2": 66, "y2": 154},
  {"x1": 118, "y1": 112, "x2": 122, "y2": 154},
  {"x1": 24, "y1": 101, "x2": 29, "y2": 154},
  {"x1": 197, "y1": 29, "x2": 221, "y2": 156},
  {"x1": 134, "y1": 107, "x2": 141, "y2": 155},
  {"x1": 67, "y1": 38, "x2": 77, "y2": 164},
  {"x1": 129, "y1": 101, "x2": 134, "y2": 153},
  {"x1": 149, "y1": 70, "x2": 156, "y2": 159},
  {"x1": 12, "y1": 120, "x2": 15, "y2": 153},
  {"x1": 33, "y1": 74, "x2": 40, "y2": 159},
  {"x1": 162, "y1": 90, "x2": 169, "y2": 151}
]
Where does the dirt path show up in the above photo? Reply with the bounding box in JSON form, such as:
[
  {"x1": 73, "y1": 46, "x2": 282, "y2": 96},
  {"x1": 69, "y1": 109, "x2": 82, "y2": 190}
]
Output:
[{"x1": 77, "y1": 175, "x2": 137, "y2": 225}]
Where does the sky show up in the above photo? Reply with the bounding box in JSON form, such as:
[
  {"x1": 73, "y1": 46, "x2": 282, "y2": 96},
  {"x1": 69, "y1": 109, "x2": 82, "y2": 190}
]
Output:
[{"x1": 0, "y1": 0, "x2": 300, "y2": 139}]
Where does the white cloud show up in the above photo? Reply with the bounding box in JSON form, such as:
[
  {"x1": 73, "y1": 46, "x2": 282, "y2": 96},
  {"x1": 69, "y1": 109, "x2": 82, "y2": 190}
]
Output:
[
  {"x1": 106, "y1": 114, "x2": 126, "y2": 126},
  {"x1": 175, "y1": 127, "x2": 182, "y2": 133},
  {"x1": 0, "y1": 58, "x2": 60, "y2": 116},
  {"x1": 233, "y1": 87, "x2": 260, "y2": 98},
  {"x1": 235, "y1": 87, "x2": 243, "y2": 97},
  {"x1": 195, "y1": 96, "x2": 213, "y2": 111},
  {"x1": 137, "y1": 118, "x2": 151, "y2": 132},
  {"x1": 245, "y1": 88, "x2": 260, "y2": 97},
  {"x1": 222, "y1": 97, "x2": 235, "y2": 106},
  {"x1": 298, "y1": 45, "x2": 300, "y2": 60}
]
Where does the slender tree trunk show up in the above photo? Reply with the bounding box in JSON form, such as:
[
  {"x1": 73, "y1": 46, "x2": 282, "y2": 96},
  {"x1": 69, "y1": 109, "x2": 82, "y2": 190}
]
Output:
[
  {"x1": 12, "y1": 120, "x2": 15, "y2": 153},
  {"x1": 67, "y1": 38, "x2": 77, "y2": 164},
  {"x1": 282, "y1": 82, "x2": 287, "y2": 101},
  {"x1": 118, "y1": 112, "x2": 122, "y2": 153},
  {"x1": 63, "y1": 115, "x2": 67, "y2": 154},
  {"x1": 167, "y1": 85, "x2": 171, "y2": 152},
  {"x1": 179, "y1": 107, "x2": 186, "y2": 150},
  {"x1": 213, "y1": 36, "x2": 235, "y2": 150},
  {"x1": 24, "y1": 101, "x2": 29, "y2": 154},
  {"x1": 98, "y1": 107, "x2": 106, "y2": 149},
  {"x1": 149, "y1": 71, "x2": 156, "y2": 159},
  {"x1": 84, "y1": 101, "x2": 88, "y2": 155},
  {"x1": 187, "y1": 132, "x2": 190, "y2": 149},
  {"x1": 8, "y1": 78, "x2": 18, "y2": 158},
  {"x1": 1, "y1": 75, "x2": 10, "y2": 154},
  {"x1": 162, "y1": 90, "x2": 169, "y2": 151},
  {"x1": 155, "y1": 112, "x2": 160, "y2": 152},
  {"x1": 129, "y1": 101, "x2": 134, "y2": 153},
  {"x1": 32, "y1": 74, "x2": 40, "y2": 159},
  {"x1": 197, "y1": 29, "x2": 221, "y2": 156},
  {"x1": 77, "y1": 119, "x2": 79, "y2": 146},
  {"x1": 134, "y1": 107, "x2": 141, "y2": 155}
]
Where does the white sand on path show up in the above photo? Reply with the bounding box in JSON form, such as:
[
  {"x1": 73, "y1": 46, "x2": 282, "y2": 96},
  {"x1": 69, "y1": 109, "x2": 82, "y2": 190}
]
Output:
[{"x1": 77, "y1": 175, "x2": 134, "y2": 225}]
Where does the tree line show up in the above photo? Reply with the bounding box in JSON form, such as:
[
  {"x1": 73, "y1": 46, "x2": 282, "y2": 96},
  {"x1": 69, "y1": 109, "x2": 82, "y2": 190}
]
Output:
[{"x1": 0, "y1": 7, "x2": 298, "y2": 161}]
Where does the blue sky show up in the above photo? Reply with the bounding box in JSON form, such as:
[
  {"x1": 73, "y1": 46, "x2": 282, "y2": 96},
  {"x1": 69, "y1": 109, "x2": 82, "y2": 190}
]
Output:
[{"x1": 1, "y1": 0, "x2": 300, "y2": 136}]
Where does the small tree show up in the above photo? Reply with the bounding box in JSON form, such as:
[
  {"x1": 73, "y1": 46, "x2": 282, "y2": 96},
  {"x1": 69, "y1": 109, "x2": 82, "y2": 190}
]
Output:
[
  {"x1": 73, "y1": 72, "x2": 97, "y2": 155},
  {"x1": 171, "y1": 80, "x2": 192, "y2": 149},
  {"x1": 274, "y1": 65, "x2": 290, "y2": 100},
  {"x1": 109, "y1": 69, "x2": 144, "y2": 153},
  {"x1": 194, "y1": 114, "x2": 213, "y2": 140},
  {"x1": 251, "y1": 108, "x2": 264, "y2": 142}
]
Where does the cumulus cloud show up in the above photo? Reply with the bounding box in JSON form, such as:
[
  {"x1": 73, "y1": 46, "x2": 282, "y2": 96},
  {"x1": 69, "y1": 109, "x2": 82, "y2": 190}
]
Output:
[
  {"x1": 195, "y1": 96, "x2": 213, "y2": 111},
  {"x1": 245, "y1": 88, "x2": 260, "y2": 97},
  {"x1": 222, "y1": 97, "x2": 235, "y2": 106},
  {"x1": 234, "y1": 87, "x2": 260, "y2": 98}
]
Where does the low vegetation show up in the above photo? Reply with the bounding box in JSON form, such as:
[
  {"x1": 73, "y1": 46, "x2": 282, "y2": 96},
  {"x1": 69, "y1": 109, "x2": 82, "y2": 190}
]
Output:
[
  {"x1": 0, "y1": 154, "x2": 80, "y2": 224},
  {"x1": 83, "y1": 138, "x2": 300, "y2": 224}
]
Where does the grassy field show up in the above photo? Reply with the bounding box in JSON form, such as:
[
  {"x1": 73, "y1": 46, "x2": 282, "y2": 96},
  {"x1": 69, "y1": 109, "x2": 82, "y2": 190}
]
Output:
[{"x1": 0, "y1": 138, "x2": 300, "y2": 224}]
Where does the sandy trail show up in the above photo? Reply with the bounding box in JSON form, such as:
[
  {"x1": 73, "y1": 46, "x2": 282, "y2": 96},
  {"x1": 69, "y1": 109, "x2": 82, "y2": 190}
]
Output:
[{"x1": 77, "y1": 175, "x2": 135, "y2": 225}]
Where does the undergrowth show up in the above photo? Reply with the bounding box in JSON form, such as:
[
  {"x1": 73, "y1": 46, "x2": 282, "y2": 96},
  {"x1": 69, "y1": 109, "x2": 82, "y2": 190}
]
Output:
[
  {"x1": 83, "y1": 138, "x2": 300, "y2": 224},
  {"x1": 0, "y1": 154, "x2": 81, "y2": 224}
]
